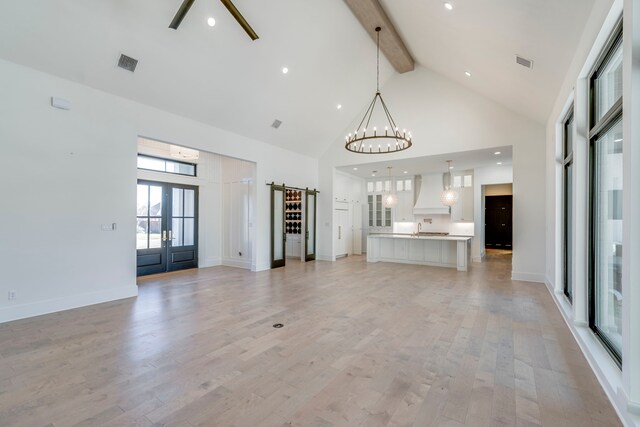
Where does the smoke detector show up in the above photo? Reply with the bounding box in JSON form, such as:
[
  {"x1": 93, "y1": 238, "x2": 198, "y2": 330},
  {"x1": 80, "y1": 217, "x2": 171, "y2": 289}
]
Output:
[
  {"x1": 117, "y1": 54, "x2": 138, "y2": 72},
  {"x1": 271, "y1": 119, "x2": 283, "y2": 129}
]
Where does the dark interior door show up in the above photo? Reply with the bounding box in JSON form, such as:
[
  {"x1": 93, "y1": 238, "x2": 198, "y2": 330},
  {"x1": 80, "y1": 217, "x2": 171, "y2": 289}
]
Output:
[
  {"x1": 485, "y1": 195, "x2": 512, "y2": 249},
  {"x1": 305, "y1": 190, "x2": 317, "y2": 262},
  {"x1": 137, "y1": 181, "x2": 198, "y2": 276},
  {"x1": 137, "y1": 181, "x2": 168, "y2": 275},
  {"x1": 168, "y1": 185, "x2": 198, "y2": 272},
  {"x1": 271, "y1": 185, "x2": 286, "y2": 268}
]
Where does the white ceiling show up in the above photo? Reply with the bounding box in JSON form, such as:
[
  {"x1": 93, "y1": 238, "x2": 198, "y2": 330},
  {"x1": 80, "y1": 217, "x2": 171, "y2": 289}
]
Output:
[
  {"x1": 0, "y1": 1, "x2": 595, "y2": 158},
  {"x1": 337, "y1": 145, "x2": 512, "y2": 178},
  {"x1": 0, "y1": 0, "x2": 393, "y2": 158},
  {"x1": 380, "y1": 0, "x2": 596, "y2": 124}
]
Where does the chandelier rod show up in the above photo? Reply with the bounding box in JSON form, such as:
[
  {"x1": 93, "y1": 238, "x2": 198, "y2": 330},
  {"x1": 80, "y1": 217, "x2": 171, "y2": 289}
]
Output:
[{"x1": 377, "y1": 27, "x2": 380, "y2": 92}]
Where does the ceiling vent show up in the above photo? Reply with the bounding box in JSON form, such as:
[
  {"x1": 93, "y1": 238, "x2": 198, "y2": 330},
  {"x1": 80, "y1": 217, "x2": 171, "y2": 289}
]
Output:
[
  {"x1": 516, "y1": 55, "x2": 533, "y2": 69},
  {"x1": 117, "y1": 54, "x2": 138, "y2": 72},
  {"x1": 271, "y1": 119, "x2": 282, "y2": 129}
]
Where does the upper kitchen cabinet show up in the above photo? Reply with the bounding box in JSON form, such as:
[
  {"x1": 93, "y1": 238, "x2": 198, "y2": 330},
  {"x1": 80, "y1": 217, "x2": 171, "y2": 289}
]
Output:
[{"x1": 451, "y1": 171, "x2": 474, "y2": 222}]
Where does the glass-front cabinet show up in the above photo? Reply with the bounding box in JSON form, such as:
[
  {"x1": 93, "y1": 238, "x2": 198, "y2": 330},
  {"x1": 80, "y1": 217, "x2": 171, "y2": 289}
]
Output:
[{"x1": 366, "y1": 177, "x2": 414, "y2": 231}]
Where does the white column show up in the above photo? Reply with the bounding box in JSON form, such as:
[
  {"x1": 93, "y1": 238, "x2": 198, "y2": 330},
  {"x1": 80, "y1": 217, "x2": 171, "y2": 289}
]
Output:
[{"x1": 622, "y1": 0, "x2": 640, "y2": 411}]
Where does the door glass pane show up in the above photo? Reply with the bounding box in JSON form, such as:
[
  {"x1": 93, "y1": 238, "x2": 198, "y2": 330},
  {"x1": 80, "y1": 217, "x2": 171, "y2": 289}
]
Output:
[
  {"x1": 184, "y1": 189, "x2": 195, "y2": 217},
  {"x1": 384, "y1": 180, "x2": 391, "y2": 192},
  {"x1": 137, "y1": 218, "x2": 149, "y2": 249},
  {"x1": 149, "y1": 186, "x2": 163, "y2": 216},
  {"x1": 273, "y1": 189, "x2": 284, "y2": 260},
  {"x1": 172, "y1": 218, "x2": 183, "y2": 247},
  {"x1": 137, "y1": 185, "x2": 149, "y2": 216},
  {"x1": 368, "y1": 195, "x2": 374, "y2": 227},
  {"x1": 464, "y1": 175, "x2": 473, "y2": 187},
  {"x1": 593, "y1": 118, "x2": 623, "y2": 354},
  {"x1": 367, "y1": 182, "x2": 374, "y2": 193},
  {"x1": 184, "y1": 218, "x2": 194, "y2": 246},
  {"x1": 173, "y1": 188, "x2": 184, "y2": 217},
  {"x1": 385, "y1": 207, "x2": 391, "y2": 226},
  {"x1": 396, "y1": 180, "x2": 403, "y2": 192},
  {"x1": 595, "y1": 41, "x2": 623, "y2": 122},
  {"x1": 404, "y1": 179, "x2": 412, "y2": 191},
  {"x1": 375, "y1": 181, "x2": 382, "y2": 192},
  {"x1": 149, "y1": 218, "x2": 162, "y2": 249},
  {"x1": 307, "y1": 194, "x2": 315, "y2": 256},
  {"x1": 376, "y1": 195, "x2": 382, "y2": 227},
  {"x1": 453, "y1": 176, "x2": 462, "y2": 188}
]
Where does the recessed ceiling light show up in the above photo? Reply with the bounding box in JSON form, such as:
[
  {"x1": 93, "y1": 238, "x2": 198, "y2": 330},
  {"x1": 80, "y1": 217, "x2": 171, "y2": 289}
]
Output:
[
  {"x1": 444, "y1": 2, "x2": 453, "y2": 10},
  {"x1": 497, "y1": 162, "x2": 503, "y2": 165},
  {"x1": 353, "y1": 167, "x2": 358, "y2": 171},
  {"x1": 337, "y1": 104, "x2": 342, "y2": 110},
  {"x1": 494, "y1": 151, "x2": 501, "y2": 155},
  {"x1": 207, "y1": 17, "x2": 216, "y2": 27},
  {"x1": 403, "y1": 171, "x2": 408, "y2": 174},
  {"x1": 464, "y1": 71, "x2": 472, "y2": 77},
  {"x1": 282, "y1": 67, "x2": 289, "y2": 74},
  {"x1": 449, "y1": 166, "x2": 454, "y2": 169}
]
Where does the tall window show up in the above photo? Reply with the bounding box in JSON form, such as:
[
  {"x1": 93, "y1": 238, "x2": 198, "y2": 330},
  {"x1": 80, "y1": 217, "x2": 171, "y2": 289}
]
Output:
[
  {"x1": 563, "y1": 109, "x2": 574, "y2": 302},
  {"x1": 589, "y1": 22, "x2": 623, "y2": 365}
]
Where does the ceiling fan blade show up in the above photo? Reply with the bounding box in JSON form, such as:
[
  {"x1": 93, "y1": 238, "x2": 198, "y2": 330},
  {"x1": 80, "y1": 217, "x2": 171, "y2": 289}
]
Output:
[
  {"x1": 220, "y1": 0, "x2": 259, "y2": 40},
  {"x1": 169, "y1": 0, "x2": 196, "y2": 30}
]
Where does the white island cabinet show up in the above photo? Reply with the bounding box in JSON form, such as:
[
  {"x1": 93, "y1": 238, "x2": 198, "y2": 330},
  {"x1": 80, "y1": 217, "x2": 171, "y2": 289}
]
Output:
[{"x1": 367, "y1": 235, "x2": 472, "y2": 271}]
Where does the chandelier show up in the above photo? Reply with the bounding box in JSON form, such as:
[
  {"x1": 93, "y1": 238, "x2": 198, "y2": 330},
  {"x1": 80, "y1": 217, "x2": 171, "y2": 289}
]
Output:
[
  {"x1": 345, "y1": 27, "x2": 412, "y2": 154},
  {"x1": 441, "y1": 161, "x2": 458, "y2": 207}
]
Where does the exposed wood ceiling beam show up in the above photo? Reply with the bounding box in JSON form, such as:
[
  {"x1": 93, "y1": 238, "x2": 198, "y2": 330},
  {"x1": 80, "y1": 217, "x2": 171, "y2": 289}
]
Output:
[{"x1": 343, "y1": 0, "x2": 415, "y2": 73}]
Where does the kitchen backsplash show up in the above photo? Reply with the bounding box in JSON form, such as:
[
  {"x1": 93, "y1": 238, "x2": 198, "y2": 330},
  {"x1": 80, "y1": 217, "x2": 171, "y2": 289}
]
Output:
[{"x1": 393, "y1": 214, "x2": 474, "y2": 236}]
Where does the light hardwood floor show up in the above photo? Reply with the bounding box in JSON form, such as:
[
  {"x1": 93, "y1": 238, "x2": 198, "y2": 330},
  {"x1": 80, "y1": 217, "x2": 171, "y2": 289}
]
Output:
[{"x1": 0, "y1": 252, "x2": 621, "y2": 426}]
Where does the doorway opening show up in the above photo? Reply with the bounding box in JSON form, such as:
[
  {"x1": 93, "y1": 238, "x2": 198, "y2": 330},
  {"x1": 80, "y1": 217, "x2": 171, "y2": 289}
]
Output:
[
  {"x1": 484, "y1": 188, "x2": 513, "y2": 252},
  {"x1": 270, "y1": 184, "x2": 318, "y2": 269}
]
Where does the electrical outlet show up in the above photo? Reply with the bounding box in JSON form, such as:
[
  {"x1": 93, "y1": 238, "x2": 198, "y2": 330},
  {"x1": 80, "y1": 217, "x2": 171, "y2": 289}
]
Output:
[{"x1": 8, "y1": 290, "x2": 16, "y2": 300}]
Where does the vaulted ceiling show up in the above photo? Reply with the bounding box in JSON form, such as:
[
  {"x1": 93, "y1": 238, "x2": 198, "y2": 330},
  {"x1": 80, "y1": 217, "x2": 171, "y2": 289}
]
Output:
[{"x1": 0, "y1": 0, "x2": 596, "y2": 158}]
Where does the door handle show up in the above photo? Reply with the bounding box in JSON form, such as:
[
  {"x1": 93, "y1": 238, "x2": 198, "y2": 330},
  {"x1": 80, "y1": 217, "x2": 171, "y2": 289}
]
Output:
[
  {"x1": 162, "y1": 230, "x2": 167, "y2": 241},
  {"x1": 169, "y1": 230, "x2": 173, "y2": 240}
]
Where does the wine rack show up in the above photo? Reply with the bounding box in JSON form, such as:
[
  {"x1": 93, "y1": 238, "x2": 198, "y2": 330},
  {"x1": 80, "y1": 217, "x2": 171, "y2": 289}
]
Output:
[{"x1": 285, "y1": 189, "x2": 303, "y2": 234}]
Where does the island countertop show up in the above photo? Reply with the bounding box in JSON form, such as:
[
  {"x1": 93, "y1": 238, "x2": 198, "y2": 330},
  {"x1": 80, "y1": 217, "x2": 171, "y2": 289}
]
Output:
[{"x1": 368, "y1": 234, "x2": 473, "y2": 242}]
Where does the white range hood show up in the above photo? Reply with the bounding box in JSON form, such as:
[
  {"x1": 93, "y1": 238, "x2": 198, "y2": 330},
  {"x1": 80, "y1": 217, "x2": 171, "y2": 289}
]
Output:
[{"x1": 413, "y1": 173, "x2": 450, "y2": 215}]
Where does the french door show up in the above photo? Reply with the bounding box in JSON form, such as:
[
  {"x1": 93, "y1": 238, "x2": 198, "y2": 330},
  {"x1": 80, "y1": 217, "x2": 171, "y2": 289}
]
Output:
[
  {"x1": 305, "y1": 190, "x2": 317, "y2": 261},
  {"x1": 136, "y1": 180, "x2": 198, "y2": 276},
  {"x1": 270, "y1": 185, "x2": 286, "y2": 268}
]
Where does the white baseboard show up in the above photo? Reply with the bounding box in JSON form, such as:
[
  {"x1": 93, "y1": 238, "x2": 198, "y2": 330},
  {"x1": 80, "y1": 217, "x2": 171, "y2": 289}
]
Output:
[
  {"x1": 0, "y1": 285, "x2": 138, "y2": 324},
  {"x1": 511, "y1": 271, "x2": 546, "y2": 283},
  {"x1": 199, "y1": 257, "x2": 221, "y2": 268},
  {"x1": 316, "y1": 254, "x2": 335, "y2": 262},
  {"x1": 253, "y1": 261, "x2": 271, "y2": 272},
  {"x1": 472, "y1": 256, "x2": 483, "y2": 263},
  {"x1": 222, "y1": 257, "x2": 251, "y2": 270}
]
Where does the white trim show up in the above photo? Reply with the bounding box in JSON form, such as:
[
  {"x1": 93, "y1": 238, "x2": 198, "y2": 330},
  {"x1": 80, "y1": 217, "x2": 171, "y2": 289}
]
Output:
[
  {"x1": 0, "y1": 285, "x2": 138, "y2": 324},
  {"x1": 199, "y1": 257, "x2": 222, "y2": 268},
  {"x1": 511, "y1": 271, "x2": 546, "y2": 283},
  {"x1": 317, "y1": 254, "x2": 335, "y2": 262},
  {"x1": 472, "y1": 255, "x2": 484, "y2": 263},
  {"x1": 222, "y1": 258, "x2": 252, "y2": 270},
  {"x1": 252, "y1": 261, "x2": 271, "y2": 272}
]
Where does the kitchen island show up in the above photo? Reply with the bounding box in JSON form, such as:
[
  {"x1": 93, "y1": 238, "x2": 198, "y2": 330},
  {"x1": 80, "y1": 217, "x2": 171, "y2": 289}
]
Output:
[{"x1": 367, "y1": 234, "x2": 472, "y2": 271}]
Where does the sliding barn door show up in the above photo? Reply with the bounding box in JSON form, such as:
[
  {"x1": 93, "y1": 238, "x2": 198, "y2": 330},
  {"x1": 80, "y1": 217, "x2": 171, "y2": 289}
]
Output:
[
  {"x1": 305, "y1": 190, "x2": 317, "y2": 261},
  {"x1": 271, "y1": 185, "x2": 286, "y2": 268}
]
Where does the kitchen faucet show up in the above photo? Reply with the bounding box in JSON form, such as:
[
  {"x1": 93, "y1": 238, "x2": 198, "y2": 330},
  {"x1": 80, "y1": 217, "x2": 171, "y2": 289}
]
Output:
[{"x1": 414, "y1": 222, "x2": 422, "y2": 237}]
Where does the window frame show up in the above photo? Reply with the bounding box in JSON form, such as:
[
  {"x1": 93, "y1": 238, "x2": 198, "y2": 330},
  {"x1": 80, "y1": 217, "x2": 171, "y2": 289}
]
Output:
[
  {"x1": 587, "y1": 19, "x2": 623, "y2": 367},
  {"x1": 137, "y1": 154, "x2": 197, "y2": 177},
  {"x1": 563, "y1": 108, "x2": 574, "y2": 302}
]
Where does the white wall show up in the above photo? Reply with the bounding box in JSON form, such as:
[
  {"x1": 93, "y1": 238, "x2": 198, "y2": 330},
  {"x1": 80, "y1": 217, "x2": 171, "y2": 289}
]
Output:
[
  {"x1": 0, "y1": 58, "x2": 318, "y2": 323},
  {"x1": 319, "y1": 66, "x2": 546, "y2": 280},
  {"x1": 221, "y1": 157, "x2": 256, "y2": 269}
]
